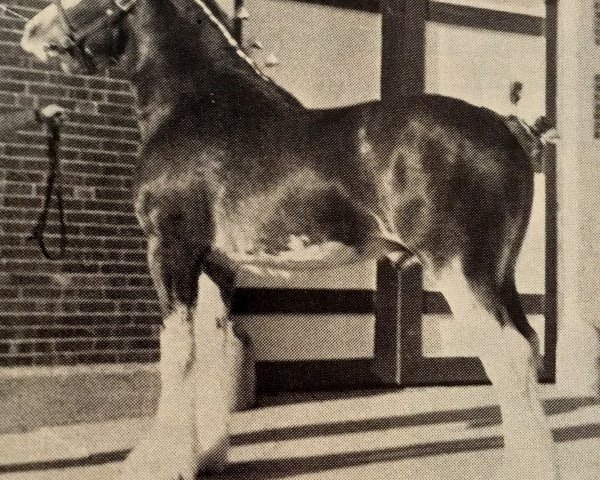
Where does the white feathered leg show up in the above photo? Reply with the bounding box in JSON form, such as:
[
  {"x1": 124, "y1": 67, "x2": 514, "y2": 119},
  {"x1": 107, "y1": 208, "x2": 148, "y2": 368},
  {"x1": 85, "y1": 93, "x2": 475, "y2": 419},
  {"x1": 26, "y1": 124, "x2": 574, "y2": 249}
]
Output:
[
  {"x1": 192, "y1": 273, "x2": 230, "y2": 472},
  {"x1": 438, "y1": 261, "x2": 559, "y2": 480},
  {"x1": 117, "y1": 270, "x2": 255, "y2": 480},
  {"x1": 117, "y1": 307, "x2": 198, "y2": 480}
]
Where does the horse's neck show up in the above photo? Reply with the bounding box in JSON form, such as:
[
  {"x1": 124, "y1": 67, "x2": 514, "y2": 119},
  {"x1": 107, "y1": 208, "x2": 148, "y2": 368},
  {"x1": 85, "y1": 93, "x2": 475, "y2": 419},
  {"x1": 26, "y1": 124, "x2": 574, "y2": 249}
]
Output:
[{"x1": 129, "y1": 1, "x2": 303, "y2": 140}]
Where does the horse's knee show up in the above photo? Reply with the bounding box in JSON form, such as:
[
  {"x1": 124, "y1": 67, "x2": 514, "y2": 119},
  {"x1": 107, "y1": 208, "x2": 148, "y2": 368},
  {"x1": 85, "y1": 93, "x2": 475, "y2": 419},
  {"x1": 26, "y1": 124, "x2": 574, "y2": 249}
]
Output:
[
  {"x1": 148, "y1": 236, "x2": 211, "y2": 309},
  {"x1": 196, "y1": 272, "x2": 230, "y2": 328},
  {"x1": 204, "y1": 249, "x2": 238, "y2": 299}
]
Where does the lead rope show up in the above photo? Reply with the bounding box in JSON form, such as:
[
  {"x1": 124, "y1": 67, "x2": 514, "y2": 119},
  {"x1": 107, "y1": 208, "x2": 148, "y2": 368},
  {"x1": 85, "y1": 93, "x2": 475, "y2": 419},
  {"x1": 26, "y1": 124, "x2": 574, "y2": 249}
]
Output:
[{"x1": 29, "y1": 119, "x2": 67, "y2": 260}]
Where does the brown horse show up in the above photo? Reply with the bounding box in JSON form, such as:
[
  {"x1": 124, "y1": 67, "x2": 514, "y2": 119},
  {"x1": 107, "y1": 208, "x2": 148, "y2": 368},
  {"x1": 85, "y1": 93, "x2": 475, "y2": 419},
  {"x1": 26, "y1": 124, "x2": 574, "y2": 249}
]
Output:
[{"x1": 21, "y1": 0, "x2": 557, "y2": 479}]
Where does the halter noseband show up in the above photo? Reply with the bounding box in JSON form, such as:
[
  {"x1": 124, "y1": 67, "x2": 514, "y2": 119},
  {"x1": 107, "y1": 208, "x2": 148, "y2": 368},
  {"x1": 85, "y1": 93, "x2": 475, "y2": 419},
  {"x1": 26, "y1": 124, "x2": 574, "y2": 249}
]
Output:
[{"x1": 52, "y1": 0, "x2": 137, "y2": 73}]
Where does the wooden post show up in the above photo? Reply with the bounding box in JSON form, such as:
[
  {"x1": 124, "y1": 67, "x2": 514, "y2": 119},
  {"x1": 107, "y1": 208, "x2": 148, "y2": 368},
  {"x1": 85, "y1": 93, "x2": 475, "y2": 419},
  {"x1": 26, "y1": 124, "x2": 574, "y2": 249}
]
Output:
[
  {"x1": 554, "y1": 0, "x2": 600, "y2": 395},
  {"x1": 380, "y1": 0, "x2": 427, "y2": 105},
  {"x1": 375, "y1": 0, "x2": 427, "y2": 387},
  {"x1": 373, "y1": 252, "x2": 422, "y2": 385}
]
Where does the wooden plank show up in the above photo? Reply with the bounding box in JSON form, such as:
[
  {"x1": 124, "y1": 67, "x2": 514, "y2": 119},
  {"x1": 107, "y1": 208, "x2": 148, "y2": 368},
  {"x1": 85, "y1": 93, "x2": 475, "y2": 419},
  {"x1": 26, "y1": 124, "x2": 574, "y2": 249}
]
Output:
[
  {"x1": 256, "y1": 359, "x2": 380, "y2": 392},
  {"x1": 423, "y1": 291, "x2": 545, "y2": 315},
  {"x1": 381, "y1": 0, "x2": 427, "y2": 104},
  {"x1": 269, "y1": 1, "x2": 544, "y2": 38},
  {"x1": 275, "y1": 0, "x2": 380, "y2": 12},
  {"x1": 231, "y1": 288, "x2": 374, "y2": 315},
  {"x1": 429, "y1": 2, "x2": 545, "y2": 36},
  {"x1": 233, "y1": 286, "x2": 543, "y2": 317}
]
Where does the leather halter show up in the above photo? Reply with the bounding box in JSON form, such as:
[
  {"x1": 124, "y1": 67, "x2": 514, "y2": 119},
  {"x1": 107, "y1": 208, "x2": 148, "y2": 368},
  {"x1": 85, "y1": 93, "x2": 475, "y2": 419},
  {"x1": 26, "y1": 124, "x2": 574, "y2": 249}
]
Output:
[{"x1": 52, "y1": 0, "x2": 137, "y2": 73}]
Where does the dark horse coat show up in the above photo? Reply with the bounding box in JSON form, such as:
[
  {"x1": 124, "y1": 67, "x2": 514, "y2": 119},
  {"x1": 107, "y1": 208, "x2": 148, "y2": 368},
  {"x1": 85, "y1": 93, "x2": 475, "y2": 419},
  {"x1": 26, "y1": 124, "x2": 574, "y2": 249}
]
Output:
[
  {"x1": 118, "y1": 1, "x2": 533, "y2": 330},
  {"x1": 23, "y1": 0, "x2": 536, "y2": 334},
  {"x1": 21, "y1": 2, "x2": 563, "y2": 479}
]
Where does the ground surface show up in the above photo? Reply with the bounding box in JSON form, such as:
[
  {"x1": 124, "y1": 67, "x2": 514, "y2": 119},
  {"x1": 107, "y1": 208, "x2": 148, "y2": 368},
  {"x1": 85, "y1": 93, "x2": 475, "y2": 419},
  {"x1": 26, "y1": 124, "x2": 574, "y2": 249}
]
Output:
[{"x1": 0, "y1": 366, "x2": 599, "y2": 480}]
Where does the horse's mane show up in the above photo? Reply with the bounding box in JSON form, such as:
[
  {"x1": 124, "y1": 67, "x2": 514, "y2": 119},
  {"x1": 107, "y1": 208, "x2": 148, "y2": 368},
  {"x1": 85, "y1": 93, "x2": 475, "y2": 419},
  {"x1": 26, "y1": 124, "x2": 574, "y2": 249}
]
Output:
[
  {"x1": 197, "y1": 0, "x2": 235, "y2": 36},
  {"x1": 169, "y1": 0, "x2": 304, "y2": 111}
]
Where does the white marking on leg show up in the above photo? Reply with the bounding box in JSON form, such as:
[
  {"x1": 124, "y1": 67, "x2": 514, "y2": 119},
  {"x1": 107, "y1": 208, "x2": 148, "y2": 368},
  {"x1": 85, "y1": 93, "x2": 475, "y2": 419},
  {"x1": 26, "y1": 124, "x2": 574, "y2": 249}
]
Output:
[
  {"x1": 437, "y1": 260, "x2": 559, "y2": 480},
  {"x1": 118, "y1": 308, "x2": 198, "y2": 480},
  {"x1": 192, "y1": 273, "x2": 230, "y2": 472},
  {"x1": 493, "y1": 327, "x2": 557, "y2": 477}
]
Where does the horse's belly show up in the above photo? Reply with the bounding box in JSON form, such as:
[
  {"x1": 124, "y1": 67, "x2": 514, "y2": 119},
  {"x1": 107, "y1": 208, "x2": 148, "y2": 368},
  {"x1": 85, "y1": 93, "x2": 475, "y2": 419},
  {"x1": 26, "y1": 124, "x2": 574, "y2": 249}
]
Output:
[
  {"x1": 213, "y1": 177, "x2": 380, "y2": 273},
  {"x1": 225, "y1": 236, "x2": 364, "y2": 274}
]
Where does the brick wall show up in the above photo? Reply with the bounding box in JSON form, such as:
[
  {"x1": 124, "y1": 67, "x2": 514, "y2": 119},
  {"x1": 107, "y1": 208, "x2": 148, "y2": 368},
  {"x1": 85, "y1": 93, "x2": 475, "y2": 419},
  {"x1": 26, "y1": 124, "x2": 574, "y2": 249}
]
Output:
[{"x1": 0, "y1": 1, "x2": 161, "y2": 367}]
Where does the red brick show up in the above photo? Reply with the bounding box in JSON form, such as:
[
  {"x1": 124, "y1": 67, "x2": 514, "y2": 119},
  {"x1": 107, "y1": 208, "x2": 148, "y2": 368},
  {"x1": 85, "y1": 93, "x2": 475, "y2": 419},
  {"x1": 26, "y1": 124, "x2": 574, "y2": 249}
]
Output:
[
  {"x1": 3, "y1": 196, "x2": 42, "y2": 209},
  {"x1": 97, "y1": 103, "x2": 136, "y2": 117},
  {"x1": 0, "y1": 79, "x2": 24, "y2": 92},
  {"x1": 4, "y1": 182, "x2": 34, "y2": 196},
  {"x1": 0, "y1": 91, "x2": 16, "y2": 105}
]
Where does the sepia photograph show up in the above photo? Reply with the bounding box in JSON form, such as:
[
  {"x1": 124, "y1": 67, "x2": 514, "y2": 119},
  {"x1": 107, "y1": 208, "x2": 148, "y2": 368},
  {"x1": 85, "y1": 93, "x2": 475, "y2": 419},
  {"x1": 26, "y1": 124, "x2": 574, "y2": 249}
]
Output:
[{"x1": 0, "y1": 0, "x2": 596, "y2": 479}]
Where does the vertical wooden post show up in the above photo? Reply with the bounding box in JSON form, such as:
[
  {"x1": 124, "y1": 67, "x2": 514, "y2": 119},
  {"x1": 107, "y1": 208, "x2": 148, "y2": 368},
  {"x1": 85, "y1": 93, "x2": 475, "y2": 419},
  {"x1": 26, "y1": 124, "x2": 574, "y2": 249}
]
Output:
[
  {"x1": 380, "y1": 0, "x2": 427, "y2": 105},
  {"x1": 542, "y1": 0, "x2": 558, "y2": 383},
  {"x1": 375, "y1": 0, "x2": 427, "y2": 386},
  {"x1": 554, "y1": 0, "x2": 600, "y2": 394},
  {"x1": 373, "y1": 252, "x2": 422, "y2": 385}
]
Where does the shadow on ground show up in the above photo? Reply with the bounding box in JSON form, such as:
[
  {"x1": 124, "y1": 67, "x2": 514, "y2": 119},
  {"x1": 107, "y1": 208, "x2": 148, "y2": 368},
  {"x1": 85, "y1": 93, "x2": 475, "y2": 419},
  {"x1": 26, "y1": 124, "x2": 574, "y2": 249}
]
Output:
[
  {"x1": 2, "y1": 395, "x2": 599, "y2": 477},
  {"x1": 234, "y1": 396, "x2": 598, "y2": 445}
]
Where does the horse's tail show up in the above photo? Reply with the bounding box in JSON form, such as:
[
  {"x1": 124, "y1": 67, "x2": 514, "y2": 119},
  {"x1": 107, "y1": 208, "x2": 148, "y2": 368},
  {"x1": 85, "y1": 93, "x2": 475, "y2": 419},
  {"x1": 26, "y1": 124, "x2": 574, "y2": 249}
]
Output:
[
  {"x1": 503, "y1": 114, "x2": 558, "y2": 170},
  {"x1": 531, "y1": 115, "x2": 557, "y2": 139}
]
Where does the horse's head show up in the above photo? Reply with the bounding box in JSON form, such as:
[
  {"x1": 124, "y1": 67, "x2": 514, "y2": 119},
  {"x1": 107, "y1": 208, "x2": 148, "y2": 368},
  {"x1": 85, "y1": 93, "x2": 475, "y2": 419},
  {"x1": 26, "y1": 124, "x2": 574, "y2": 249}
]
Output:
[{"x1": 21, "y1": 0, "x2": 137, "y2": 74}]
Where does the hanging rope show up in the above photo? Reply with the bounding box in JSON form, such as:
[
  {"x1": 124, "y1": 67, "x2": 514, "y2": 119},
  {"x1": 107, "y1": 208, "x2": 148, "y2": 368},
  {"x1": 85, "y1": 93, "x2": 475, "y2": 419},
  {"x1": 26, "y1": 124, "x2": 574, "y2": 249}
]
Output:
[{"x1": 29, "y1": 119, "x2": 67, "y2": 260}]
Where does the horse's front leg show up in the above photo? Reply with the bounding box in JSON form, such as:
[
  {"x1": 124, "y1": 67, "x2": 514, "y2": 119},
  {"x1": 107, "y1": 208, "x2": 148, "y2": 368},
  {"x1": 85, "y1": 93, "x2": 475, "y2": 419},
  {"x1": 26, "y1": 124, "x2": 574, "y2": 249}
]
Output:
[{"x1": 119, "y1": 239, "x2": 239, "y2": 480}]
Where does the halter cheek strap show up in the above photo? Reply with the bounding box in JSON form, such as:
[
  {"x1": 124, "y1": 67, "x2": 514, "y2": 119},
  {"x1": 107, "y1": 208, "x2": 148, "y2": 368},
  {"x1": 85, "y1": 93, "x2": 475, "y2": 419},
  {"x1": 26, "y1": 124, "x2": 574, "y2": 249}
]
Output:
[
  {"x1": 53, "y1": 0, "x2": 75, "y2": 35},
  {"x1": 52, "y1": 0, "x2": 137, "y2": 74}
]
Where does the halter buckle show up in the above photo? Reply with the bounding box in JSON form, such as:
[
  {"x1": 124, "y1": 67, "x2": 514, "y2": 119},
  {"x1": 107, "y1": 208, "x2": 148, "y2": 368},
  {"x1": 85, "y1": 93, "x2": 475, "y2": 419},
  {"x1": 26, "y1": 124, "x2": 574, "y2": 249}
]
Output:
[{"x1": 114, "y1": 0, "x2": 137, "y2": 12}]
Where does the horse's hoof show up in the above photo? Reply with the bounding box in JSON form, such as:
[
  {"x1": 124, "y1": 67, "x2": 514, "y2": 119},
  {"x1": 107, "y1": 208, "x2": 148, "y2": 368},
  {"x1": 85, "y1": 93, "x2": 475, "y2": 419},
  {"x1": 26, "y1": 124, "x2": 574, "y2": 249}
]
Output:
[
  {"x1": 116, "y1": 462, "x2": 197, "y2": 480},
  {"x1": 116, "y1": 457, "x2": 198, "y2": 480},
  {"x1": 115, "y1": 419, "x2": 199, "y2": 480}
]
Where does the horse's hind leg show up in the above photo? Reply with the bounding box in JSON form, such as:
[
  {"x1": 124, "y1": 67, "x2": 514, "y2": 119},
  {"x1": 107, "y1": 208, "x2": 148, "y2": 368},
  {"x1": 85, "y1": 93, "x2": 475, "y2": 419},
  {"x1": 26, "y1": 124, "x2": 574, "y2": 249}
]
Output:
[
  {"x1": 437, "y1": 260, "x2": 558, "y2": 480},
  {"x1": 496, "y1": 278, "x2": 559, "y2": 479}
]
